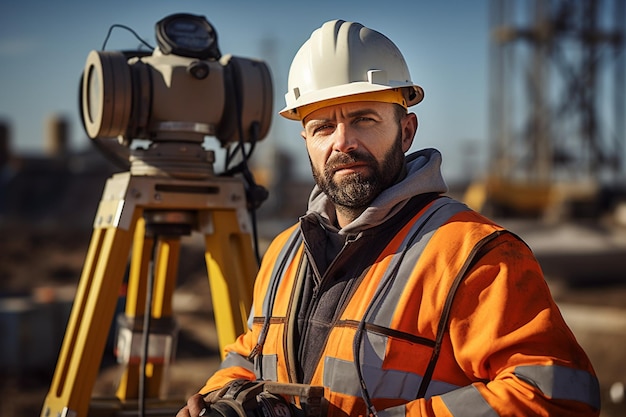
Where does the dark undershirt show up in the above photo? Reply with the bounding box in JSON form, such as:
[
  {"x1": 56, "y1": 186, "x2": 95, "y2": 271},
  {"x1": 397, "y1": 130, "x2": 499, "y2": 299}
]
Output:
[{"x1": 293, "y1": 193, "x2": 440, "y2": 383}]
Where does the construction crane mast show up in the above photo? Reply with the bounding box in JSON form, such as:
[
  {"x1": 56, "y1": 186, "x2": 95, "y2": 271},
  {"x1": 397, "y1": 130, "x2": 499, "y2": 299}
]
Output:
[{"x1": 479, "y1": 0, "x2": 625, "y2": 219}]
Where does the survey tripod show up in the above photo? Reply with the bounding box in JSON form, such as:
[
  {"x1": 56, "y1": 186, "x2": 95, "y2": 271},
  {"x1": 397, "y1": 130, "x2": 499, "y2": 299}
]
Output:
[{"x1": 40, "y1": 138, "x2": 260, "y2": 417}]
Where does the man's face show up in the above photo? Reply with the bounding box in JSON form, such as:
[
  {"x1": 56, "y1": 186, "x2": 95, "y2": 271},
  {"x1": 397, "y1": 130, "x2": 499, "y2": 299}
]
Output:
[{"x1": 301, "y1": 101, "x2": 416, "y2": 209}]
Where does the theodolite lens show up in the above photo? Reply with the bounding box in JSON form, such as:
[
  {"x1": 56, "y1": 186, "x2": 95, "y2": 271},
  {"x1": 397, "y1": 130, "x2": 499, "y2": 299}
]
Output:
[{"x1": 86, "y1": 67, "x2": 101, "y2": 125}]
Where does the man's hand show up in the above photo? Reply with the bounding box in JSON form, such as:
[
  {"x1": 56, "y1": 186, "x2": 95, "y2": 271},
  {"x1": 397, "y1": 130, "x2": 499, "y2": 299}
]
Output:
[
  {"x1": 176, "y1": 380, "x2": 248, "y2": 417},
  {"x1": 176, "y1": 393, "x2": 208, "y2": 417}
]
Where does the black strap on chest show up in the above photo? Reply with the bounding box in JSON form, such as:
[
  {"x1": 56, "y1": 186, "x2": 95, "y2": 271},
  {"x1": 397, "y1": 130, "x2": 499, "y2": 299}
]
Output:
[{"x1": 416, "y1": 229, "x2": 512, "y2": 398}]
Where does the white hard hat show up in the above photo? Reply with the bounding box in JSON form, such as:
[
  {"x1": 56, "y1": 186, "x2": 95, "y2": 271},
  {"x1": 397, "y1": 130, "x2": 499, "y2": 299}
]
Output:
[{"x1": 280, "y1": 19, "x2": 424, "y2": 121}]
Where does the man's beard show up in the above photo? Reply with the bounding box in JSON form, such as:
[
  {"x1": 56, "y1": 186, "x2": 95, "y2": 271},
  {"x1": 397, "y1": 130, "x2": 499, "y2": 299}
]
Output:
[{"x1": 311, "y1": 132, "x2": 406, "y2": 210}]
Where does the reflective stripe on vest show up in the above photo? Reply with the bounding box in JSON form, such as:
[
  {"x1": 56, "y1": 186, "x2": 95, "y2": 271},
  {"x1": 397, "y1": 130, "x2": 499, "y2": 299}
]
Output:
[
  {"x1": 514, "y1": 364, "x2": 601, "y2": 410},
  {"x1": 324, "y1": 362, "x2": 602, "y2": 417},
  {"x1": 440, "y1": 385, "x2": 500, "y2": 417},
  {"x1": 376, "y1": 386, "x2": 501, "y2": 417},
  {"x1": 221, "y1": 351, "x2": 255, "y2": 373},
  {"x1": 257, "y1": 354, "x2": 278, "y2": 382},
  {"x1": 323, "y1": 356, "x2": 460, "y2": 400}
]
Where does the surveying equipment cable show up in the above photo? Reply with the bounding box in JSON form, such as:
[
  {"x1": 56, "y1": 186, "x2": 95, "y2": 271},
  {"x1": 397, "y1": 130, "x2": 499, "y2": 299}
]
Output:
[
  {"x1": 101, "y1": 24, "x2": 154, "y2": 51},
  {"x1": 228, "y1": 58, "x2": 265, "y2": 266},
  {"x1": 138, "y1": 233, "x2": 158, "y2": 417}
]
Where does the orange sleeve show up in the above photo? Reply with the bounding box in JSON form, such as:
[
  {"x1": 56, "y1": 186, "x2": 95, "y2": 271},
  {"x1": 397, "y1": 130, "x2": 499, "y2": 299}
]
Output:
[
  {"x1": 406, "y1": 233, "x2": 600, "y2": 416},
  {"x1": 198, "y1": 331, "x2": 258, "y2": 394}
]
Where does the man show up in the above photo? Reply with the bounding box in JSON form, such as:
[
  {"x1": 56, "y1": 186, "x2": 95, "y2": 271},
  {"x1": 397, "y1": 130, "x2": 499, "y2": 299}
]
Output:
[{"x1": 179, "y1": 19, "x2": 600, "y2": 417}]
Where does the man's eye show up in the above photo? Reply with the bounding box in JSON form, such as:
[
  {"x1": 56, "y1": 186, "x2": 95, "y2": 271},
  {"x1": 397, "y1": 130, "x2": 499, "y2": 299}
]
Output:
[{"x1": 313, "y1": 124, "x2": 332, "y2": 134}]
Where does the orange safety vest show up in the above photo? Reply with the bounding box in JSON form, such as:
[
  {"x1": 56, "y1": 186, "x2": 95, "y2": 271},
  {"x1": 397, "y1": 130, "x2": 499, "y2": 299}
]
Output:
[{"x1": 202, "y1": 197, "x2": 600, "y2": 417}]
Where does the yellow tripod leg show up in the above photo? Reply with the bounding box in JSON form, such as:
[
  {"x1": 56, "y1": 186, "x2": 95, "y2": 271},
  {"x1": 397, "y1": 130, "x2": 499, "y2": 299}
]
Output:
[
  {"x1": 145, "y1": 233, "x2": 180, "y2": 396},
  {"x1": 116, "y1": 217, "x2": 180, "y2": 400},
  {"x1": 203, "y1": 209, "x2": 258, "y2": 358},
  {"x1": 41, "y1": 210, "x2": 140, "y2": 417}
]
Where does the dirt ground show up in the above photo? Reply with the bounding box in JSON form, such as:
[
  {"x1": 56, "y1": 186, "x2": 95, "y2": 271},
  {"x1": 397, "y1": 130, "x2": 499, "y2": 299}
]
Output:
[{"x1": 1, "y1": 223, "x2": 625, "y2": 417}]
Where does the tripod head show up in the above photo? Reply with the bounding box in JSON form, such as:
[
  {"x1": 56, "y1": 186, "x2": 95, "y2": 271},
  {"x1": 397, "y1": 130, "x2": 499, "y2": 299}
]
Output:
[{"x1": 79, "y1": 13, "x2": 273, "y2": 180}]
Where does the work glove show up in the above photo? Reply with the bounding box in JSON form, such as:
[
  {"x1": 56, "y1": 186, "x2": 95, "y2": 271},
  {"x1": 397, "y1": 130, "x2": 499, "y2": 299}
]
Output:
[{"x1": 176, "y1": 379, "x2": 250, "y2": 417}]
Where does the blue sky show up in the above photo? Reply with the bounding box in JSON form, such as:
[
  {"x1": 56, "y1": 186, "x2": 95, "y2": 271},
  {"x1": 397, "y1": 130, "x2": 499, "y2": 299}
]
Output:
[{"x1": 0, "y1": 1, "x2": 489, "y2": 181}]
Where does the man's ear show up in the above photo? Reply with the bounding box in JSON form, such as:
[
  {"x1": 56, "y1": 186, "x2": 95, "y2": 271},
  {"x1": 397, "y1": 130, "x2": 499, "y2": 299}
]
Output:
[{"x1": 401, "y1": 112, "x2": 418, "y2": 152}]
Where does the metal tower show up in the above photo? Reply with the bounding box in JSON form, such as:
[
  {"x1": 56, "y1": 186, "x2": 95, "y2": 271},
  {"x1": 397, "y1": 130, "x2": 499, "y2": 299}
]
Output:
[{"x1": 486, "y1": 0, "x2": 625, "y2": 217}]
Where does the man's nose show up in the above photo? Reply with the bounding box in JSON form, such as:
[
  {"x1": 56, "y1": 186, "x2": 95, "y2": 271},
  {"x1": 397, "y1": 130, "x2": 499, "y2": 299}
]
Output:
[{"x1": 332, "y1": 123, "x2": 358, "y2": 153}]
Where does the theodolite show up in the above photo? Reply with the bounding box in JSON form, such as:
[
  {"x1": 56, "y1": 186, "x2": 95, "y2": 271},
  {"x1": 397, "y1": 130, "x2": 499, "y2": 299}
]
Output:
[{"x1": 41, "y1": 13, "x2": 273, "y2": 417}]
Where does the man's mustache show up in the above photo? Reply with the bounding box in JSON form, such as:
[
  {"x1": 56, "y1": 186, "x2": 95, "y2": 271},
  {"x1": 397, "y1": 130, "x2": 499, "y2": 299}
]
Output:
[{"x1": 326, "y1": 151, "x2": 376, "y2": 172}]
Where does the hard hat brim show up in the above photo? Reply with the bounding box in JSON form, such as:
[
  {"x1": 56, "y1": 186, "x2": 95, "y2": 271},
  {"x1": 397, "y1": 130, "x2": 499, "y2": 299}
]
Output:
[{"x1": 279, "y1": 83, "x2": 424, "y2": 121}]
